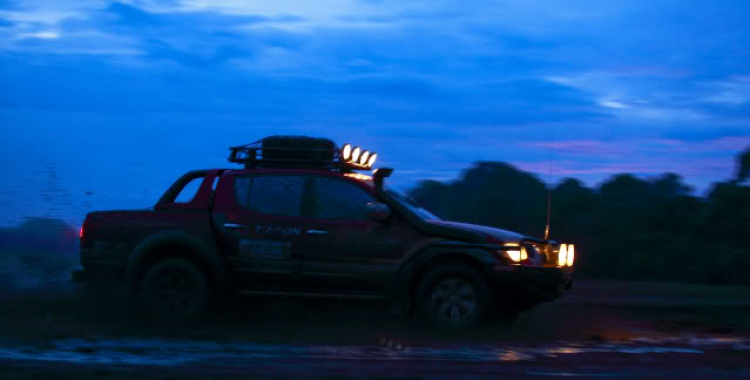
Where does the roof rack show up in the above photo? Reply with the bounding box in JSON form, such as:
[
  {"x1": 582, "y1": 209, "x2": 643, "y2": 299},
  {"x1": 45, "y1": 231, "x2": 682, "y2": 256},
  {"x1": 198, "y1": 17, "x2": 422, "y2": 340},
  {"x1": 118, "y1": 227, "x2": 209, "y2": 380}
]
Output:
[{"x1": 228, "y1": 135, "x2": 373, "y2": 171}]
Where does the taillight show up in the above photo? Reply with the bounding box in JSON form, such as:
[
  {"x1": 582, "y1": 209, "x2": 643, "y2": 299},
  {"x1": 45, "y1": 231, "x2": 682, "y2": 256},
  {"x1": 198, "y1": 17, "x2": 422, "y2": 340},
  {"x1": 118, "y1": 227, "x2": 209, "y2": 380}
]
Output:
[{"x1": 79, "y1": 226, "x2": 84, "y2": 239}]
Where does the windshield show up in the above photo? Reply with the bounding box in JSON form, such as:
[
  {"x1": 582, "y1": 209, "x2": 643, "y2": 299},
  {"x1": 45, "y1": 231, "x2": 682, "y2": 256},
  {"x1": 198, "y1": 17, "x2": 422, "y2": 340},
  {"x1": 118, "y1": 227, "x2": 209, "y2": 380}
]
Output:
[{"x1": 386, "y1": 187, "x2": 443, "y2": 221}]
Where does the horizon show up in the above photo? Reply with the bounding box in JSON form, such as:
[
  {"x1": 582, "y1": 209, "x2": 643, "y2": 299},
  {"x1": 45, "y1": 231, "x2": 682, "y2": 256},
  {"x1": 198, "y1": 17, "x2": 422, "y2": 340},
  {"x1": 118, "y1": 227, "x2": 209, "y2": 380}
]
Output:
[{"x1": 0, "y1": 154, "x2": 741, "y2": 229}]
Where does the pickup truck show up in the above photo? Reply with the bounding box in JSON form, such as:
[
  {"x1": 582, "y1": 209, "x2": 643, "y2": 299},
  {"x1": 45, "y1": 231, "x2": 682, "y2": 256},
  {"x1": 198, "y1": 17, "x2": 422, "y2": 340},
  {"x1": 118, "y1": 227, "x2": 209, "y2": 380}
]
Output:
[{"x1": 75, "y1": 136, "x2": 574, "y2": 328}]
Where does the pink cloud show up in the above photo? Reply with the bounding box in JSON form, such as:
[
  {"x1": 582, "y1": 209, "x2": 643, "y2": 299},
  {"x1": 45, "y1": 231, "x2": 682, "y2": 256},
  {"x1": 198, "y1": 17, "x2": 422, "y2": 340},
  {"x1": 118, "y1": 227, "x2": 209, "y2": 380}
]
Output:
[
  {"x1": 526, "y1": 136, "x2": 750, "y2": 157},
  {"x1": 706, "y1": 136, "x2": 750, "y2": 151},
  {"x1": 514, "y1": 157, "x2": 732, "y2": 178},
  {"x1": 607, "y1": 65, "x2": 693, "y2": 78},
  {"x1": 525, "y1": 140, "x2": 627, "y2": 156}
]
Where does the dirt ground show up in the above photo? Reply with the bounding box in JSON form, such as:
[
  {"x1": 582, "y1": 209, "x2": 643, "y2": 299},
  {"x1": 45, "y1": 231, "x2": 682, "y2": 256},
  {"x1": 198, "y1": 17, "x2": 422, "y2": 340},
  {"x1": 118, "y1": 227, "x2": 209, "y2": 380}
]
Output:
[{"x1": 1, "y1": 279, "x2": 750, "y2": 379}]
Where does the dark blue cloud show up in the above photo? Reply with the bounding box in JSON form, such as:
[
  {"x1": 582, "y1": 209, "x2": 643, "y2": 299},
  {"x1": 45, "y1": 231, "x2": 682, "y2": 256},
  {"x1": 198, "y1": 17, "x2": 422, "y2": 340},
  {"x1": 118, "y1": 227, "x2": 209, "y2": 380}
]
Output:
[
  {"x1": 107, "y1": 2, "x2": 164, "y2": 27},
  {"x1": 0, "y1": 0, "x2": 749, "y2": 227}
]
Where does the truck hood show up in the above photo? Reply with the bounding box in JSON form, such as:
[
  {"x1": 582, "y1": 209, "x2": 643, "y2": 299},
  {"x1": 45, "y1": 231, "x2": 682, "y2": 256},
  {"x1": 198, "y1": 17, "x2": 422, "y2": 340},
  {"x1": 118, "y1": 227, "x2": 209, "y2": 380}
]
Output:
[{"x1": 426, "y1": 220, "x2": 527, "y2": 244}]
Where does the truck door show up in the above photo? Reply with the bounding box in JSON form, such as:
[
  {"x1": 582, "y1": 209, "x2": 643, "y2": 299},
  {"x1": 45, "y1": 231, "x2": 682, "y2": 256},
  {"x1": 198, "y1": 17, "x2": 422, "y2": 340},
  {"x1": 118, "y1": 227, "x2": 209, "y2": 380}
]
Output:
[
  {"x1": 212, "y1": 172, "x2": 309, "y2": 290},
  {"x1": 298, "y1": 175, "x2": 408, "y2": 294}
]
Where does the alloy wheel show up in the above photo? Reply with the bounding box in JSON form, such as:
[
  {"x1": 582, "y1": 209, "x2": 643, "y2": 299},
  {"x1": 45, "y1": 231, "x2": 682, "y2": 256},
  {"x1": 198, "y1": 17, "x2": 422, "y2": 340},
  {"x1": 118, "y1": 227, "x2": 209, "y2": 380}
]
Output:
[{"x1": 429, "y1": 277, "x2": 478, "y2": 323}]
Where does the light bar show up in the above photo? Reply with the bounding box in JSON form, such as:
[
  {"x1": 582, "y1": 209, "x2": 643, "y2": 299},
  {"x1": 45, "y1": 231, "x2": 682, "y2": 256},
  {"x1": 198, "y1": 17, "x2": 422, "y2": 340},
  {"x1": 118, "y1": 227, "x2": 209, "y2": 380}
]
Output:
[
  {"x1": 340, "y1": 144, "x2": 378, "y2": 169},
  {"x1": 344, "y1": 173, "x2": 373, "y2": 181}
]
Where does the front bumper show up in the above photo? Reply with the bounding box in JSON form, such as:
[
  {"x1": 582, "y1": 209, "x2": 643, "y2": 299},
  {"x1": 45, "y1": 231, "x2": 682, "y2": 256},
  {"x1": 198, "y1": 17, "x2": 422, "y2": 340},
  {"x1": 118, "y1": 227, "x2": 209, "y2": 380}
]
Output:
[{"x1": 486, "y1": 264, "x2": 573, "y2": 303}]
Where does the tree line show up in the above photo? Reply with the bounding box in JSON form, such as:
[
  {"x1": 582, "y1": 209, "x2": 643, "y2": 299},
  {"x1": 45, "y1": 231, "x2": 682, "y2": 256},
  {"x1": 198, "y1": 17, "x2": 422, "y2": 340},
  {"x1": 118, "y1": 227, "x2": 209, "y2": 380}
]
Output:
[{"x1": 409, "y1": 147, "x2": 750, "y2": 285}]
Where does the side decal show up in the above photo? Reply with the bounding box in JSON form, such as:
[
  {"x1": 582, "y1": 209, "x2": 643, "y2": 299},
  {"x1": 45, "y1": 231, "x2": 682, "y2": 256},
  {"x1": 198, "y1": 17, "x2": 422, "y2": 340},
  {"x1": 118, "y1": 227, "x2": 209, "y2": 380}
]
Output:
[{"x1": 239, "y1": 239, "x2": 291, "y2": 260}]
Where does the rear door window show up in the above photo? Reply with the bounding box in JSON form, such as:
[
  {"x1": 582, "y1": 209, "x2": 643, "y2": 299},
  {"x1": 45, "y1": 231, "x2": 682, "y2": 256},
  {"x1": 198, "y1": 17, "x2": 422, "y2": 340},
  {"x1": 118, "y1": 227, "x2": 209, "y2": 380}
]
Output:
[{"x1": 235, "y1": 175, "x2": 305, "y2": 217}]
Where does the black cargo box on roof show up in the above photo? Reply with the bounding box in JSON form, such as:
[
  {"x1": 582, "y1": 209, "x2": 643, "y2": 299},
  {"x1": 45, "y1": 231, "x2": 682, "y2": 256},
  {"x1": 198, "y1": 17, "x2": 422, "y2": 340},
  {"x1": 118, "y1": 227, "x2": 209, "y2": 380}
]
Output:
[
  {"x1": 261, "y1": 136, "x2": 336, "y2": 162},
  {"x1": 228, "y1": 135, "x2": 341, "y2": 169}
]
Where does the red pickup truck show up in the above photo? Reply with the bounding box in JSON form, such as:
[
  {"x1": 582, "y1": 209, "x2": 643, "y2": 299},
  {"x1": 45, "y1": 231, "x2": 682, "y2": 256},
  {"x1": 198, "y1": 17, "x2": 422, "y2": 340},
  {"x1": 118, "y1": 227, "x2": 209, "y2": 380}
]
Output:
[{"x1": 75, "y1": 136, "x2": 574, "y2": 328}]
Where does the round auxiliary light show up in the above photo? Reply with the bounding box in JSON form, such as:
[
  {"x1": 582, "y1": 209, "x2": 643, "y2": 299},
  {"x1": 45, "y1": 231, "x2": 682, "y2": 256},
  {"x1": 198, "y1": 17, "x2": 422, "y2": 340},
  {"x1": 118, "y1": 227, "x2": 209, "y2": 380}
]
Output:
[
  {"x1": 351, "y1": 147, "x2": 361, "y2": 163},
  {"x1": 360, "y1": 150, "x2": 370, "y2": 165},
  {"x1": 366, "y1": 153, "x2": 377, "y2": 168},
  {"x1": 558, "y1": 244, "x2": 568, "y2": 267},
  {"x1": 342, "y1": 144, "x2": 352, "y2": 161},
  {"x1": 567, "y1": 244, "x2": 575, "y2": 267}
]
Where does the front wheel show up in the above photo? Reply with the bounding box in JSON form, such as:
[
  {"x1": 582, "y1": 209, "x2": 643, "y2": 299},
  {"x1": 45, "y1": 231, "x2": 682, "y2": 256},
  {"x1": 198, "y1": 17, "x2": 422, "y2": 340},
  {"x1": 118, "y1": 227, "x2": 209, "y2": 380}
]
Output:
[
  {"x1": 416, "y1": 264, "x2": 491, "y2": 328},
  {"x1": 135, "y1": 259, "x2": 209, "y2": 322}
]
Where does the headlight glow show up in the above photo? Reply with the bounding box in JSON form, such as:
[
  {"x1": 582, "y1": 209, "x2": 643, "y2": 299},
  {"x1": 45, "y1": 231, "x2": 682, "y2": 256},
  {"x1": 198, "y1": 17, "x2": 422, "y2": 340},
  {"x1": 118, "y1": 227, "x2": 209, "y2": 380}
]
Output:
[
  {"x1": 567, "y1": 244, "x2": 575, "y2": 267},
  {"x1": 503, "y1": 243, "x2": 522, "y2": 263},
  {"x1": 558, "y1": 244, "x2": 568, "y2": 267},
  {"x1": 506, "y1": 250, "x2": 521, "y2": 262}
]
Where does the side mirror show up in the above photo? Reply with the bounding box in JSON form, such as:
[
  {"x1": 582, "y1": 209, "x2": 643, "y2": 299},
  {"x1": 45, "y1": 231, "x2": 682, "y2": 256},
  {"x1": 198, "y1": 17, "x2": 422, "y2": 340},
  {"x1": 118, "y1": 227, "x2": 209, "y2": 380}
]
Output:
[{"x1": 366, "y1": 202, "x2": 391, "y2": 222}]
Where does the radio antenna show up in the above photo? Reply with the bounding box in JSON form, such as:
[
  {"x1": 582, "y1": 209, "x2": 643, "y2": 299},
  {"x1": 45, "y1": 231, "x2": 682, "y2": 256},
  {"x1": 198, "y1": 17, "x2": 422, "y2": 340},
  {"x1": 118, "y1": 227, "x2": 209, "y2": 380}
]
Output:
[{"x1": 544, "y1": 133, "x2": 554, "y2": 241}]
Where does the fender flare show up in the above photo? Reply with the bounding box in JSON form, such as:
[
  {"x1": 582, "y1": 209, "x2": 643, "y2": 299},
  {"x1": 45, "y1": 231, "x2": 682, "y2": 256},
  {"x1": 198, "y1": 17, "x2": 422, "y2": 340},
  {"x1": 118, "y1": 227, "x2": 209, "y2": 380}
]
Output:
[{"x1": 126, "y1": 230, "x2": 227, "y2": 293}]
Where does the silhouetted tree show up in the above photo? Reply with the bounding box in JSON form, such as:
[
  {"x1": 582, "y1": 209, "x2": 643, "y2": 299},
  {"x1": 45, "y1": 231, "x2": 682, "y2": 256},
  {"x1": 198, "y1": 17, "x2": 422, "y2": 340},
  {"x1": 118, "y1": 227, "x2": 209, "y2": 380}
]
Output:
[
  {"x1": 652, "y1": 173, "x2": 693, "y2": 198},
  {"x1": 409, "y1": 156, "x2": 750, "y2": 285},
  {"x1": 411, "y1": 162, "x2": 548, "y2": 237},
  {"x1": 737, "y1": 146, "x2": 750, "y2": 183}
]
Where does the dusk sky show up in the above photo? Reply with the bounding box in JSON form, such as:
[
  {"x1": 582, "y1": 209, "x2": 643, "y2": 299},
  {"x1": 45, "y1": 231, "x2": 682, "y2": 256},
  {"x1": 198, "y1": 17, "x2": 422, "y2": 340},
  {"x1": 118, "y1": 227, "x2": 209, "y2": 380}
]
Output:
[{"x1": 1, "y1": 0, "x2": 749, "y2": 226}]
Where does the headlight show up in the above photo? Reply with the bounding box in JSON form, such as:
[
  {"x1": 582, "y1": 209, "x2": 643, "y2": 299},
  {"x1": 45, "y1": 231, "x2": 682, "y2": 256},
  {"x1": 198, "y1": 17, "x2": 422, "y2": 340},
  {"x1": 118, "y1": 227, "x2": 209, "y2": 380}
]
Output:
[
  {"x1": 556, "y1": 243, "x2": 575, "y2": 267},
  {"x1": 502, "y1": 243, "x2": 525, "y2": 263},
  {"x1": 506, "y1": 249, "x2": 521, "y2": 262}
]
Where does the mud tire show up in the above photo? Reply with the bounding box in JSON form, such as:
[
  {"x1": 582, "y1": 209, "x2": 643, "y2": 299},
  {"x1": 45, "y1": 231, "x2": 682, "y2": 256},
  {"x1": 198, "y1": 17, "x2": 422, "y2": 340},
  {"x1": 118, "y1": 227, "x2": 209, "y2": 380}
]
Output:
[
  {"x1": 416, "y1": 264, "x2": 491, "y2": 329},
  {"x1": 135, "y1": 259, "x2": 209, "y2": 323}
]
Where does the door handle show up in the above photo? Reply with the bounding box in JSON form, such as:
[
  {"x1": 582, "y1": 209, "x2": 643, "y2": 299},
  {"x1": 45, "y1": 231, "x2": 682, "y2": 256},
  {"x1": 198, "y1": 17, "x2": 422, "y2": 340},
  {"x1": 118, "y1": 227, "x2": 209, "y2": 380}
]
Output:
[
  {"x1": 224, "y1": 223, "x2": 246, "y2": 229},
  {"x1": 306, "y1": 229, "x2": 329, "y2": 236}
]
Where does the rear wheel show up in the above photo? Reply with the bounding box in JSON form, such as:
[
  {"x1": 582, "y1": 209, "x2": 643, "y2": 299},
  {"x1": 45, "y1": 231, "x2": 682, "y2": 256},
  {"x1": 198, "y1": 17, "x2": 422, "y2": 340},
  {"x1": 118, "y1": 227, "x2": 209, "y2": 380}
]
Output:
[
  {"x1": 416, "y1": 264, "x2": 490, "y2": 328},
  {"x1": 136, "y1": 259, "x2": 209, "y2": 322}
]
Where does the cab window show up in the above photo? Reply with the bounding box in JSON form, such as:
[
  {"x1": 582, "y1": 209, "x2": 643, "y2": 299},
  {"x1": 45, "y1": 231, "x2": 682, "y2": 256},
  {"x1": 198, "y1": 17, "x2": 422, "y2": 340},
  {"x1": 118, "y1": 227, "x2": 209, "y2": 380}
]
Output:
[
  {"x1": 235, "y1": 175, "x2": 305, "y2": 217},
  {"x1": 310, "y1": 177, "x2": 375, "y2": 220},
  {"x1": 174, "y1": 176, "x2": 203, "y2": 203}
]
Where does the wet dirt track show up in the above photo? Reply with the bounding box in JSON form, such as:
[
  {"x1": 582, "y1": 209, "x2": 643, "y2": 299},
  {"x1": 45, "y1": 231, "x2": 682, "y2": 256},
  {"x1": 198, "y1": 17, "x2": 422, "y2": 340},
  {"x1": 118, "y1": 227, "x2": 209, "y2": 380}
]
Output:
[{"x1": 1, "y1": 280, "x2": 750, "y2": 379}]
